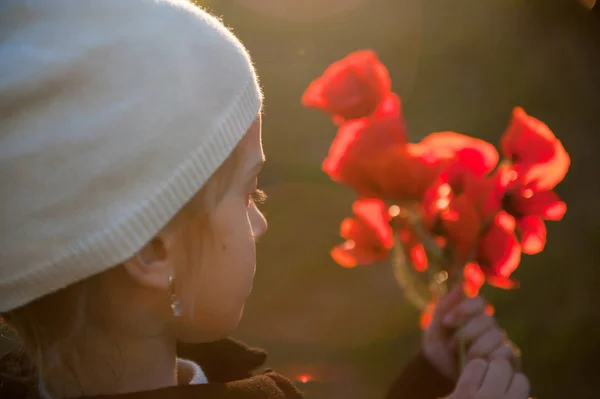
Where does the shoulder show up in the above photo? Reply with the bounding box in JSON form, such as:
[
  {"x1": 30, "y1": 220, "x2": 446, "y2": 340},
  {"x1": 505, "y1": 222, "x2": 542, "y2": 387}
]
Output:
[
  {"x1": 177, "y1": 337, "x2": 269, "y2": 383},
  {"x1": 177, "y1": 339, "x2": 303, "y2": 398},
  {"x1": 0, "y1": 338, "x2": 303, "y2": 399},
  {"x1": 0, "y1": 350, "x2": 38, "y2": 399}
]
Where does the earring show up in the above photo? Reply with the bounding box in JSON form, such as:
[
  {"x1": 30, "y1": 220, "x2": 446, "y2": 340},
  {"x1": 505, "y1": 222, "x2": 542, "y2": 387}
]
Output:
[{"x1": 168, "y1": 276, "x2": 182, "y2": 317}]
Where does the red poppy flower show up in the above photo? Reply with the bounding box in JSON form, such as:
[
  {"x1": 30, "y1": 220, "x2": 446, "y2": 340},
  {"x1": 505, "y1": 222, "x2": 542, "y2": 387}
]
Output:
[
  {"x1": 474, "y1": 212, "x2": 521, "y2": 289},
  {"x1": 483, "y1": 166, "x2": 567, "y2": 255},
  {"x1": 471, "y1": 165, "x2": 514, "y2": 221},
  {"x1": 322, "y1": 94, "x2": 407, "y2": 197},
  {"x1": 302, "y1": 50, "x2": 392, "y2": 122},
  {"x1": 500, "y1": 107, "x2": 570, "y2": 191},
  {"x1": 419, "y1": 133, "x2": 498, "y2": 262},
  {"x1": 331, "y1": 199, "x2": 393, "y2": 267},
  {"x1": 423, "y1": 173, "x2": 483, "y2": 262},
  {"x1": 369, "y1": 143, "x2": 456, "y2": 201},
  {"x1": 503, "y1": 185, "x2": 567, "y2": 255}
]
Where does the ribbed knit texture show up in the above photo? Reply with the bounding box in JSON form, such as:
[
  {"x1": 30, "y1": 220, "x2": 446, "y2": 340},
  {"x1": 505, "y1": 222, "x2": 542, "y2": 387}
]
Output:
[{"x1": 0, "y1": 0, "x2": 263, "y2": 311}]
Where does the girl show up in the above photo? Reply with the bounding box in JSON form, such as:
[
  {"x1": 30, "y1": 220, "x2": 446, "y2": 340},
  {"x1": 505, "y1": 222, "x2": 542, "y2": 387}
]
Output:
[{"x1": 0, "y1": 1, "x2": 529, "y2": 398}]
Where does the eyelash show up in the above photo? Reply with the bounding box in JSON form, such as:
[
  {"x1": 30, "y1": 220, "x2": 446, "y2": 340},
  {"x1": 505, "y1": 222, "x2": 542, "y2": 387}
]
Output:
[{"x1": 248, "y1": 188, "x2": 267, "y2": 206}]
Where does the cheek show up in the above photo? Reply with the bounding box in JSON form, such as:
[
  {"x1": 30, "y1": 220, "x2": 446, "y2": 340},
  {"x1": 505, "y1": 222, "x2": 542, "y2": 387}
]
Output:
[
  {"x1": 213, "y1": 199, "x2": 256, "y2": 274},
  {"x1": 183, "y1": 198, "x2": 256, "y2": 329}
]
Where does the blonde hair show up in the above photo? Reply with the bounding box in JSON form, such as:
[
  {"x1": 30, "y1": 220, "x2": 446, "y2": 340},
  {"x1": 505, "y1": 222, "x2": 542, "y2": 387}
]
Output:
[{"x1": 1, "y1": 143, "x2": 244, "y2": 397}]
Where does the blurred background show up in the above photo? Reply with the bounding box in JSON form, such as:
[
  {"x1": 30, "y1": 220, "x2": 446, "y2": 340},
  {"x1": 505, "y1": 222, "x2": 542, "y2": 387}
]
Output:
[
  {"x1": 204, "y1": 0, "x2": 600, "y2": 398},
  {"x1": 3, "y1": 0, "x2": 600, "y2": 398}
]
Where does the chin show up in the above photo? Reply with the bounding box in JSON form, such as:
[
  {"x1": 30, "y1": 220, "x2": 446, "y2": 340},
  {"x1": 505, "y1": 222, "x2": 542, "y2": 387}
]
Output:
[{"x1": 176, "y1": 306, "x2": 244, "y2": 343}]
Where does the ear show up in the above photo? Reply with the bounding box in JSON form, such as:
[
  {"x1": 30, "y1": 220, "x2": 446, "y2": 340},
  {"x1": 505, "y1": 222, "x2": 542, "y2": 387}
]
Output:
[{"x1": 123, "y1": 237, "x2": 171, "y2": 290}]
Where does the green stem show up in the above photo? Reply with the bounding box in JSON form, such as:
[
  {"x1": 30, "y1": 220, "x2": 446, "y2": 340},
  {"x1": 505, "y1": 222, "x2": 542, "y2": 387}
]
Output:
[{"x1": 391, "y1": 232, "x2": 429, "y2": 310}]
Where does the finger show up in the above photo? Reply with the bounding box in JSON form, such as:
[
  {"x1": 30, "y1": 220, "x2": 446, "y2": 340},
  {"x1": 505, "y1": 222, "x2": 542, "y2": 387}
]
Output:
[
  {"x1": 443, "y1": 296, "x2": 486, "y2": 327},
  {"x1": 478, "y1": 359, "x2": 513, "y2": 396},
  {"x1": 450, "y1": 314, "x2": 495, "y2": 350},
  {"x1": 452, "y1": 359, "x2": 488, "y2": 396},
  {"x1": 491, "y1": 342, "x2": 522, "y2": 372},
  {"x1": 505, "y1": 372, "x2": 530, "y2": 398},
  {"x1": 430, "y1": 285, "x2": 463, "y2": 329},
  {"x1": 466, "y1": 328, "x2": 505, "y2": 361}
]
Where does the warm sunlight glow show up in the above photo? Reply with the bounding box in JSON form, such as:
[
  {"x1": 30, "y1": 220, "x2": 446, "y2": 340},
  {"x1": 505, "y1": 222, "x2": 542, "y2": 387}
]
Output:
[
  {"x1": 434, "y1": 271, "x2": 448, "y2": 284},
  {"x1": 388, "y1": 205, "x2": 401, "y2": 218},
  {"x1": 578, "y1": 0, "x2": 597, "y2": 10},
  {"x1": 435, "y1": 197, "x2": 450, "y2": 211},
  {"x1": 437, "y1": 183, "x2": 451, "y2": 198},
  {"x1": 236, "y1": 0, "x2": 365, "y2": 21}
]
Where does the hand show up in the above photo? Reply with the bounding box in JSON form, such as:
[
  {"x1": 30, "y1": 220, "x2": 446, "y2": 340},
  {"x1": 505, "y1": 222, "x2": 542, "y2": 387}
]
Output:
[
  {"x1": 447, "y1": 359, "x2": 530, "y2": 399},
  {"x1": 423, "y1": 286, "x2": 521, "y2": 380}
]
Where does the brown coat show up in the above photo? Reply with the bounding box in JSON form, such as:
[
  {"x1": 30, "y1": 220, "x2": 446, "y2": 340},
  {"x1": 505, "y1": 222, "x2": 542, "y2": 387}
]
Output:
[{"x1": 0, "y1": 338, "x2": 454, "y2": 398}]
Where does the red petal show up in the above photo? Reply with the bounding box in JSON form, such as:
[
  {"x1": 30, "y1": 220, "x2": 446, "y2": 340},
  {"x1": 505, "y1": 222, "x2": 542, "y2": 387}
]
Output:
[
  {"x1": 322, "y1": 112, "x2": 407, "y2": 197},
  {"x1": 373, "y1": 92, "x2": 401, "y2": 118},
  {"x1": 495, "y1": 236, "x2": 521, "y2": 277},
  {"x1": 517, "y1": 216, "x2": 547, "y2": 255},
  {"x1": 366, "y1": 107, "x2": 407, "y2": 147},
  {"x1": 486, "y1": 275, "x2": 519, "y2": 290},
  {"x1": 544, "y1": 200, "x2": 567, "y2": 221},
  {"x1": 510, "y1": 190, "x2": 567, "y2": 221},
  {"x1": 339, "y1": 217, "x2": 362, "y2": 240},
  {"x1": 478, "y1": 212, "x2": 521, "y2": 278},
  {"x1": 410, "y1": 244, "x2": 428, "y2": 272},
  {"x1": 353, "y1": 199, "x2": 393, "y2": 248},
  {"x1": 496, "y1": 211, "x2": 516, "y2": 232},
  {"x1": 367, "y1": 51, "x2": 392, "y2": 92},
  {"x1": 331, "y1": 243, "x2": 359, "y2": 268},
  {"x1": 463, "y1": 263, "x2": 485, "y2": 298},
  {"x1": 501, "y1": 107, "x2": 557, "y2": 163},
  {"x1": 478, "y1": 166, "x2": 515, "y2": 218},
  {"x1": 443, "y1": 194, "x2": 482, "y2": 262},
  {"x1": 421, "y1": 132, "x2": 499, "y2": 176},
  {"x1": 373, "y1": 143, "x2": 455, "y2": 201},
  {"x1": 420, "y1": 301, "x2": 436, "y2": 330},
  {"x1": 331, "y1": 237, "x2": 389, "y2": 267},
  {"x1": 303, "y1": 50, "x2": 392, "y2": 120},
  {"x1": 501, "y1": 108, "x2": 570, "y2": 191},
  {"x1": 301, "y1": 79, "x2": 326, "y2": 108},
  {"x1": 322, "y1": 119, "x2": 365, "y2": 180},
  {"x1": 333, "y1": 200, "x2": 393, "y2": 268}
]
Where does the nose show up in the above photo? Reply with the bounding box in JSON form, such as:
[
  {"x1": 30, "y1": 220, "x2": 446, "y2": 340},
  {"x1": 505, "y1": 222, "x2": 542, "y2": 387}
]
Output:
[{"x1": 249, "y1": 203, "x2": 268, "y2": 239}]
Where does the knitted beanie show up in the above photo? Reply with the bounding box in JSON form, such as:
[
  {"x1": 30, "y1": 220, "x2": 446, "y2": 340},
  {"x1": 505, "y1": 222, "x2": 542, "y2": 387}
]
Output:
[{"x1": 0, "y1": 0, "x2": 263, "y2": 312}]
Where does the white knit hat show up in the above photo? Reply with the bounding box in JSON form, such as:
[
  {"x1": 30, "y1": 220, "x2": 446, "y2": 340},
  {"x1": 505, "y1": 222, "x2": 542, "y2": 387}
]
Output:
[{"x1": 0, "y1": 0, "x2": 263, "y2": 312}]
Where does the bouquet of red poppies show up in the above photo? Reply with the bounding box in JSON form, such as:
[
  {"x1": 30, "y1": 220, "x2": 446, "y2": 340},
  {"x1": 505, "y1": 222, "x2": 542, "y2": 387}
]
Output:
[{"x1": 302, "y1": 50, "x2": 570, "y2": 363}]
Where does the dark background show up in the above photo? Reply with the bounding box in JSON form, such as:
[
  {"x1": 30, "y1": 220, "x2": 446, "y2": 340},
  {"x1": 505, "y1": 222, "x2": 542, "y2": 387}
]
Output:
[
  {"x1": 2, "y1": 0, "x2": 599, "y2": 398},
  {"x1": 206, "y1": 0, "x2": 600, "y2": 398}
]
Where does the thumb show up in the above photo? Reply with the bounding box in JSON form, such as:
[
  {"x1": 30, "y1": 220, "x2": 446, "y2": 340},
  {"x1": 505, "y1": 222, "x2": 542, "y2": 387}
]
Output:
[{"x1": 429, "y1": 285, "x2": 463, "y2": 332}]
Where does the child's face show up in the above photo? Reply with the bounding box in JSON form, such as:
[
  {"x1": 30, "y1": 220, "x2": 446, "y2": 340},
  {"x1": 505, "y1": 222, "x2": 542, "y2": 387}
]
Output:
[{"x1": 176, "y1": 116, "x2": 267, "y2": 341}]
